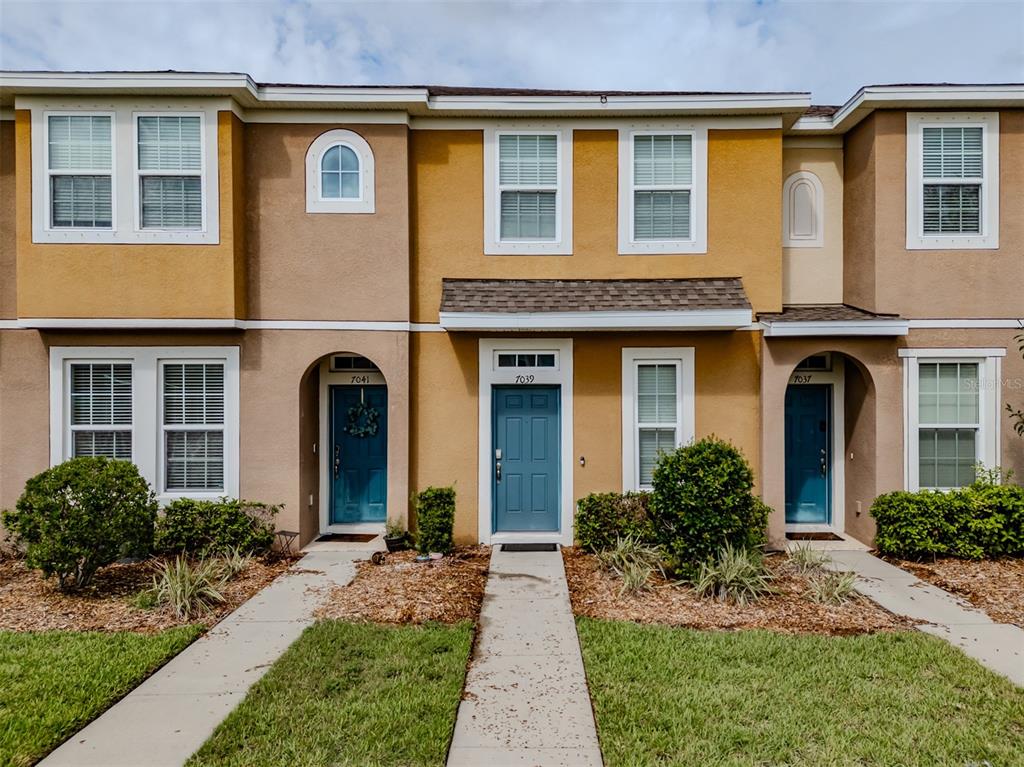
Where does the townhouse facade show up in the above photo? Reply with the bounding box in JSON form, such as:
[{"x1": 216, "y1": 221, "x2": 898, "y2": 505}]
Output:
[{"x1": 0, "y1": 73, "x2": 1020, "y2": 550}]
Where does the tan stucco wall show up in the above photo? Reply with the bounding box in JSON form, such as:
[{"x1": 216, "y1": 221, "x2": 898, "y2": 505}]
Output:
[
  {"x1": 409, "y1": 128, "x2": 783, "y2": 322},
  {"x1": 0, "y1": 121, "x2": 15, "y2": 320},
  {"x1": 0, "y1": 329, "x2": 410, "y2": 548},
  {"x1": 782, "y1": 146, "x2": 843, "y2": 304},
  {"x1": 14, "y1": 110, "x2": 246, "y2": 320},
  {"x1": 243, "y1": 123, "x2": 410, "y2": 321},
  {"x1": 844, "y1": 109, "x2": 1024, "y2": 318},
  {"x1": 411, "y1": 330, "x2": 762, "y2": 544}
]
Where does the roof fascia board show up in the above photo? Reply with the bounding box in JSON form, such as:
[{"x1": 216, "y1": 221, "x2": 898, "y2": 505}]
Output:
[
  {"x1": 440, "y1": 309, "x2": 754, "y2": 331},
  {"x1": 760, "y1": 319, "x2": 910, "y2": 337}
]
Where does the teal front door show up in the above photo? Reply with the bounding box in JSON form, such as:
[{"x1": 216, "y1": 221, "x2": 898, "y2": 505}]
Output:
[
  {"x1": 493, "y1": 386, "x2": 560, "y2": 533},
  {"x1": 784, "y1": 384, "x2": 831, "y2": 524},
  {"x1": 330, "y1": 385, "x2": 387, "y2": 524}
]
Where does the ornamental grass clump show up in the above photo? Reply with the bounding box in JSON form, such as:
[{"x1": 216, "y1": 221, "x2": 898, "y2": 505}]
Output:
[
  {"x1": 788, "y1": 543, "x2": 831, "y2": 574},
  {"x1": 145, "y1": 556, "x2": 229, "y2": 620},
  {"x1": 692, "y1": 543, "x2": 773, "y2": 605},
  {"x1": 596, "y1": 535, "x2": 664, "y2": 595},
  {"x1": 806, "y1": 570, "x2": 858, "y2": 605}
]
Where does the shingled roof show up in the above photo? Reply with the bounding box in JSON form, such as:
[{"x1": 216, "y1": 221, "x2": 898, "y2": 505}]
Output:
[
  {"x1": 757, "y1": 304, "x2": 901, "y2": 322},
  {"x1": 440, "y1": 278, "x2": 751, "y2": 314}
]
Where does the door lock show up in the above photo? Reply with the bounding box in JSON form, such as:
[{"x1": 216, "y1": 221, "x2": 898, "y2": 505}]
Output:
[{"x1": 334, "y1": 444, "x2": 341, "y2": 480}]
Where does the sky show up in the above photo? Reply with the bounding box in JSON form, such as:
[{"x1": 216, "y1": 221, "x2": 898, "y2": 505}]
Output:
[{"x1": 0, "y1": 0, "x2": 1022, "y2": 105}]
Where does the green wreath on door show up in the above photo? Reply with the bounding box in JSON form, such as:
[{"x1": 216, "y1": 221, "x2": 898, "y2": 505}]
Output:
[{"x1": 345, "y1": 401, "x2": 381, "y2": 438}]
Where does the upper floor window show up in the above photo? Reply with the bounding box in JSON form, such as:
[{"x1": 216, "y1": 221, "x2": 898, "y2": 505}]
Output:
[
  {"x1": 906, "y1": 113, "x2": 999, "y2": 250},
  {"x1": 305, "y1": 129, "x2": 375, "y2": 214},
  {"x1": 618, "y1": 127, "x2": 708, "y2": 255},
  {"x1": 31, "y1": 101, "x2": 220, "y2": 244},
  {"x1": 782, "y1": 171, "x2": 824, "y2": 248},
  {"x1": 483, "y1": 127, "x2": 573, "y2": 255}
]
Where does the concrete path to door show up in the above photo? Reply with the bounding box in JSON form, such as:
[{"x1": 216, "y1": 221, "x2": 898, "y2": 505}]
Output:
[
  {"x1": 40, "y1": 548, "x2": 366, "y2": 767},
  {"x1": 447, "y1": 546, "x2": 603, "y2": 767},
  {"x1": 825, "y1": 550, "x2": 1024, "y2": 686}
]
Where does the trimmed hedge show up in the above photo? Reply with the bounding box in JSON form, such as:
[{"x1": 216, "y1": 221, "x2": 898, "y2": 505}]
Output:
[
  {"x1": 872, "y1": 482, "x2": 1024, "y2": 559},
  {"x1": 575, "y1": 492, "x2": 654, "y2": 552},
  {"x1": 415, "y1": 486, "x2": 455, "y2": 555},
  {"x1": 154, "y1": 498, "x2": 278, "y2": 557}
]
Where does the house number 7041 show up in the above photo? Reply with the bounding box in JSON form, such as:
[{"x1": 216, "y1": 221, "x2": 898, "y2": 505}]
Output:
[{"x1": 350, "y1": 375, "x2": 371, "y2": 384}]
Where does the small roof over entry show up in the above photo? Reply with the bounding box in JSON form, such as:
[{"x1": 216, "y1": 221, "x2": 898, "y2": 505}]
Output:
[
  {"x1": 438, "y1": 278, "x2": 753, "y2": 331},
  {"x1": 758, "y1": 304, "x2": 908, "y2": 337}
]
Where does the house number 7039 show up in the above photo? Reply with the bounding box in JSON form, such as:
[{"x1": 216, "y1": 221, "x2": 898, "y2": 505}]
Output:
[{"x1": 514, "y1": 375, "x2": 535, "y2": 384}]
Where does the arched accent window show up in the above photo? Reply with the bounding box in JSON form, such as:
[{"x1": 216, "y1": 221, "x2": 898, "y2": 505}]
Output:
[
  {"x1": 305, "y1": 129, "x2": 375, "y2": 214},
  {"x1": 783, "y1": 171, "x2": 824, "y2": 247}
]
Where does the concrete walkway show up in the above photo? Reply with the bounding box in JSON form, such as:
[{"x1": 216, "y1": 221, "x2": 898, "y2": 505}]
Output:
[
  {"x1": 825, "y1": 550, "x2": 1024, "y2": 686},
  {"x1": 447, "y1": 546, "x2": 602, "y2": 767},
  {"x1": 41, "y1": 549, "x2": 363, "y2": 767}
]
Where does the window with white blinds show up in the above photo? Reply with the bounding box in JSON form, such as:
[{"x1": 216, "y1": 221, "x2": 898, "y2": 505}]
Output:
[
  {"x1": 498, "y1": 134, "x2": 559, "y2": 241},
  {"x1": 137, "y1": 115, "x2": 204, "y2": 230},
  {"x1": 162, "y1": 363, "x2": 225, "y2": 492},
  {"x1": 47, "y1": 115, "x2": 113, "y2": 229},
  {"x1": 635, "y1": 363, "x2": 680, "y2": 487},
  {"x1": 69, "y1": 362, "x2": 133, "y2": 460},
  {"x1": 916, "y1": 362, "x2": 979, "y2": 489},
  {"x1": 921, "y1": 127, "x2": 983, "y2": 235},
  {"x1": 632, "y1": 134, "x2": 693, "y2": 241}
]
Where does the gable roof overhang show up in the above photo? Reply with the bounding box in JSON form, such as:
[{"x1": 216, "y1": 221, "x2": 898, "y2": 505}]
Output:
[{"x1": 439, "y1": 278, "x2": 754, "y2": 331}]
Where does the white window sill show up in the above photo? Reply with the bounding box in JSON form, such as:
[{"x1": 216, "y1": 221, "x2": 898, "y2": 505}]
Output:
[
  {"x1": 485, "y1": 241, "x2": 572, "y2": 256},
  {"x1": 618, "y1": 240, "x2": 707, "y2": 255},
  {"x1": 32, "y1": 227, "x2": 219, "y2": 245},
  {"x1": 906, "y1": 234, "x2": 999, "y2": 250}
]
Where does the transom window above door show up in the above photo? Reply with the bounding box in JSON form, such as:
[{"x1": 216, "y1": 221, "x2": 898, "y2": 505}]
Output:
[{"x1": 494, "y1": 351, "x2": 558, "y2": 369}]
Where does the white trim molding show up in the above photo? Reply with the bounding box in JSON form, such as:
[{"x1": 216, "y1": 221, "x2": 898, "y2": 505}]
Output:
[
  {"x1": 907, "y1": 319, "x2": 1024, "y2": 330},
  {"x1": 782, "y1": 170, "x2": 824, "y2": 248},
  {"x1": 906, "y1": 112, "x2": 999, "y2": 250},
  {"x1": 29, "y1": 99, "x2": 220, "y2": 245},
  {"x1": 304, "y1": 128, "x2": 375, "y2": 214},
  {"x1": 760, "y1": 318, "x2": 909, "y2": 337},
  {"x1": 621, "y1": 347, "x2": 696, "y2": 492},
  {"x1": 617, "y1": 126, "x2": 708, "y2": 255},
  {"x1": 441, "y1": 309, "x2": 752, "y2": 332},
  {"x1": 477, "y1": 338, "x2": 574, "y2": 546},
  {"x1": 483, "y1": 126, "x2": 573, "y2": 255},
  {"x1": 901, "y1": 348, "x2": 1003, "y2": 490},
  {"x1": 49, "y1": 346, "x2": 240, "y2": 503}
]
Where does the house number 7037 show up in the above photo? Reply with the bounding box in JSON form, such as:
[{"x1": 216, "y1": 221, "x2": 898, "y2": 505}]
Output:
[
  {"x1": 792, "y1": 375, "x2": 813, "y2": 384},
  {"x1": 514, "y1": 375, "x2": 535, "y2": 384}
]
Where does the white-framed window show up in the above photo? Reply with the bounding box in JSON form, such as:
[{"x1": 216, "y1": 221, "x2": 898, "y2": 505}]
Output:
[
  {"x1": 901, "y1": 348, "x2": 1004, "y2": 490},
  {"x1": 621, "y1": 347, "x2": 695, "y2": 490},
  {"x1": 618, "y1": 127, "x2": 707, "y2": 255},
  {"x1": 135, "y1": 114, "x2": 205, "y2": 231},
  {"x1": 494, "y1": 350, "x2": 558, "y2": 369},
  {"x1": 305, "y1": 129, "x2": 375, "y2": 214},
  {"x1": 483, "y1": 127, "x2": 573, "y2": 255},
  {"x1": 50, "y1": 346, "x2": 239, "y2": 501},
  {"x1": 45, "y1": 113, "x2": 115, "y2": 230},
  {"x1": 782, "y1": 171, "x2": 824, "y2": 248},
  {"x1": 906, "y1": 113, "x2": 999, "y2": 250},
  {"x1": 29, "y1": 99, "x2": 220, "y2": 244}
]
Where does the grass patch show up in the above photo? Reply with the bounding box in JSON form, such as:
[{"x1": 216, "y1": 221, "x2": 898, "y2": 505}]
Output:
[
  {"x1": 577, "y1": 618, "x2": 1024, "y2": 767},
  {"x1": 188, "y1": 620, "x2": 473, "y2": 767},
  {"x1": 0, "y1": 626, "x2": 202, "y2": 767}
]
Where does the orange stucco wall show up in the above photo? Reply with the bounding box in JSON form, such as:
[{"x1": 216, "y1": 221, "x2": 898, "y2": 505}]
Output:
[
  {"x1": 14, "y1": 110, "x2": 246, "y2": 320},
  {"x1": 409, "y1": 127, "x2": 783, "y2": 323},
  {"x1": 0, "y1": 120, "x2": 15, "y2": 320},
  {"x1": 844, "y1": 109, "x2": 1024, "y2": 318}
]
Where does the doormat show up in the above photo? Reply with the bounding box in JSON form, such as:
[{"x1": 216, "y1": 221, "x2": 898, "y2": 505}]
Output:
[
  {"x1": 316, "y1": 533, "x2": 379, "y2": 543},
  {"x1": 786, "y1": 532, "x2": 844, "y2": 541},
  {"x1": 501, "y1": 543, "x2": 558, "y2": 552}
]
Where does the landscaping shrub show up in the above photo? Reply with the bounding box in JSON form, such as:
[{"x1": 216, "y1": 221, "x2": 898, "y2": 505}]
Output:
[
  {"x1": 788, "y1": 542, "x2": 831, "y2": 574},
  {"x1": 143, "y1": 555, "x2": 228, "y2": 620},
  {"x1": 692, "y1": 543, "x2": 772, "y2": 605},
  {"x1": 806, "y1": 570, "x2": 858, "y2": 605},
  {"x1": 575, "y1": 492, "x2": 654, "y2": 552},
  {"x1": 1, "y1": 457, "x2": 157, "y2": 591},
  {"x1": 415, "y1": 486, "x2": 455, "y2": 555},
  {"x1": 595, "y1": 535, "x2": 664, "y2": 595},
  {"x1": 871, "y1": 480, "x2": 1024, "y2": 559},
  {"x1": 650, "y1": 436, "x2": 770, "y2": 574},
  {"x1": 154, "y1": 498, "x2": 278, "y2": 557}
]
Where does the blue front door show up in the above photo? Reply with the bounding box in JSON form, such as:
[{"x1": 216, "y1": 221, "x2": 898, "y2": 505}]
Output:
[
  {"x1": 785, "y1": 384, "x2": 831, "y2": 524},
  {"x1": 330, "y1": 385, "x2": 387, "y2": 524},
  {"x1": 493, "y1": 386, "x2": 560, "y2": 533}
]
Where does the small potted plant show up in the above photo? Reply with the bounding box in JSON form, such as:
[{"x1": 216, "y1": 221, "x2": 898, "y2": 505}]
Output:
[{"x1": 383, "y1": 519, "x2": 408, "y2": 553}]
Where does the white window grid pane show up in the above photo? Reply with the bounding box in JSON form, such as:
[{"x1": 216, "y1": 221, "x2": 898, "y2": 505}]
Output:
[
  {"x1": 638, "y1": 428, "x2": 676, "y2": 486},
  {"x1": 918, "y1": 362, "x2": 979, "y2": 427},
  {"x1": 320, "y1": 144, "x2": 360, "y2": 199},
  {"x1": 67, "y1": 362, "x2": 133, "y2": 462},
  {"x1": 140, "y1": 176, "x2": 202, "y2": 229},
  {"x1": 73, "y1": 430, "x2": 133, "y2": 460},
  {"x1": 48, "y1": 115, "x2": 112, "y2": 171},
  {"x1": 636, "y1": 364, "x2": 677, "y2": 424},
  {"x1": 496, "y1": 133, "x2": 560, "y2": 243},
  {"x1": 162, "y1": 362, "x2": 226, "y2": 492},
  {"x1": 922, "y1": 184, "x2": 981, "y2": 235},
  {"x1": 633, "y1": 134, "x2": 692, "y2": 186},
  {"x1": 631, "y1": 133, "x2": 694, "y2": 243},
  {"x1": 51, "y1": 176, "x2": 112, "y2": 228},
  {"x1": 918, "y1": 428, "x2": 977, "y2": 489},
  {"x1": 163, "y1": 363, "x2": 225, "y2": 426},
  {"x1": 500, "y1": 190, "x2": 557, "y2": 240},
  {"x1": 138, "y1": 116, "x2": 202, "y2": 171},
  {"x1": 165, "y1": 430, "x2": 224, "y2": 491},
  {"x1": 498, "y1": 134, "x2": 558, "y2": 187},
  {"x1": 633, "y1": 190, "x2": 691, "y2": 240},
  {"x1": 922, "y1": 127, "x2": 983, "y2": 180}
]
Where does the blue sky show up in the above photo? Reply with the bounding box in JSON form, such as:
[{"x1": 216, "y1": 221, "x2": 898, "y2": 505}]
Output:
[{"x1": 1, "y1": 0, "x2": 1021, "y2": 104}]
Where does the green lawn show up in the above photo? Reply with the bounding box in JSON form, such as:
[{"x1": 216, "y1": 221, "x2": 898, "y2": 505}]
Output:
[
  {"x1": 0, "y1": 626, "x2": 202, "y2": 767},
  {"x1": 577, "y1": 618, "x2": 1024, "y2": 767},
  {"x1": 188, "y1": 620, "x2": 474, "y2": 767}
]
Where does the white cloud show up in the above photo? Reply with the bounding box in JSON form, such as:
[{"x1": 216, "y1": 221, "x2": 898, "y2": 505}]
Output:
[{"x1": 0, "y1": 0, "x2": 1021, "y2": 103}]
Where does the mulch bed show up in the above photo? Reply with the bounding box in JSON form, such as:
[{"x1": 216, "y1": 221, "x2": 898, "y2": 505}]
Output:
[
  {"x1": 888, "y1": 557, "x2": 1024, "y2": 627},
  {"x1": 316, "y1": 546, "x2": 490, "y2": 625},
  {"x1": 0, "y1": 555, "x2": 293, "y2": 634},
  {"x1": 563, "y1": 547, "x2": 915, "y2": 636}
]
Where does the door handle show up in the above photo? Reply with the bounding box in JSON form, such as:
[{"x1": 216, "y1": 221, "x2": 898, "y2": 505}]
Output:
[
  {"x1": 334, "y1": 444, "x2": 341, "y2": 480},
  {"x1": 820, "y1": 448, "x2": 827, "y2": 477},
  {"x1": 495, "y1": 460, "x2": 502, "y2": 483}
]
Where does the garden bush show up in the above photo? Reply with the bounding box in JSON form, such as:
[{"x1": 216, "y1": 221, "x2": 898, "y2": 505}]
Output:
[
  {"x1": 575, "y1": 492, "x2": 654, "y2": 552},
  {"x1": 154, "y1": 498, "x2": 278, "y2": 557},
  {"x1": 871, "y1": 479, "x2": 1024, "y2": 559},
  {"x1": 1, "y1": 457, "x2": 157, "y2": 591},
  {"x1": 650, "y1": 436, "x2": 770, "y2": 575},
  {"x1": 415, "y1": 486, "x2": 455, "y2": 555}
]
